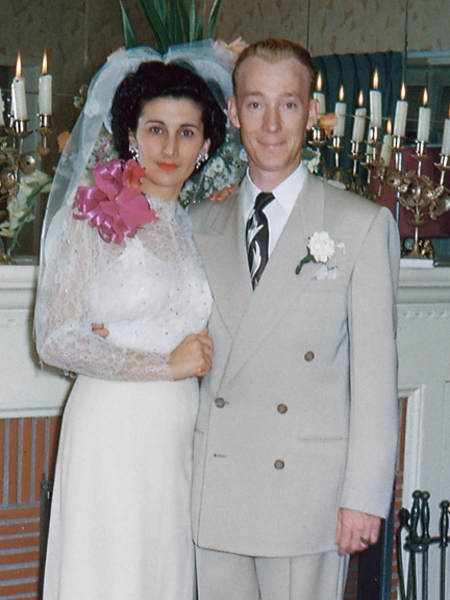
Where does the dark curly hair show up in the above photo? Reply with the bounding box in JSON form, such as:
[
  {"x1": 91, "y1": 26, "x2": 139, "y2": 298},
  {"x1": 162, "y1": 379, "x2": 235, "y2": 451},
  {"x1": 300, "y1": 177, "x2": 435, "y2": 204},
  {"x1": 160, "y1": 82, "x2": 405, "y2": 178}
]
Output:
[{"x1": 111, "y1": 61, "x2": 227, "y2": 168}]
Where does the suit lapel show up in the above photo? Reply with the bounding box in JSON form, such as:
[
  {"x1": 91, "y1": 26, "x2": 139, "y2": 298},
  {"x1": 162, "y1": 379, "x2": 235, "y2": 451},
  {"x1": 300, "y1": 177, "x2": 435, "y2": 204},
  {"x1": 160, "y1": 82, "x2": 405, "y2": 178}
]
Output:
[
  {"x1": 194, "y1": 186, "x2": 253, "y2": 338},
  {"x1": 222, "y1": 172, "x2": 325, "y2": 387}
]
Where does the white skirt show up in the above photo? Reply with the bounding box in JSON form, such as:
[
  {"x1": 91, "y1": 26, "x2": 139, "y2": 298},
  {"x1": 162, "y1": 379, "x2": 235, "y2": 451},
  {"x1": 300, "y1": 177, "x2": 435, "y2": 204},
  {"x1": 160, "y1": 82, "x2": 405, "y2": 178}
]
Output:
[{"x1": 44, "y1": 375, "x2": 199, "y2": 600}]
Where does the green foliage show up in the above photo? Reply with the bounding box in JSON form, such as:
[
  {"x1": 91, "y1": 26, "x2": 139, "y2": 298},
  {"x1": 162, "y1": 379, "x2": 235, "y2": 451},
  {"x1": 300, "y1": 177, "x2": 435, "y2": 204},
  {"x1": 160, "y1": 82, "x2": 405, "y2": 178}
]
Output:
[
  {"x1": 9, "y1": 182, "x2": 50, "y2": 254},
  {"x1": 120, "y1": 0, "x2": 222, "y2": 53},
  {"x1": 120, "y1": 1, "x2": 138, "y2": 49}
]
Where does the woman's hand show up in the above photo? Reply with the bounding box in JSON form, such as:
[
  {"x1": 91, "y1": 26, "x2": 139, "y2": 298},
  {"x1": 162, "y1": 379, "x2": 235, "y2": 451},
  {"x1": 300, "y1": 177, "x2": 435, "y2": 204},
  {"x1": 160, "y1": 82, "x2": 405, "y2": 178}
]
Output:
[
  {"x1": 168, "y1": 328, "x2": 214, "y2": 380},
  {"x1": 92, "y1": 323, "x2": 109, "y2": 338},
  {"x1": 208, "y1": 185, "x2": 237, "y2": 202}
]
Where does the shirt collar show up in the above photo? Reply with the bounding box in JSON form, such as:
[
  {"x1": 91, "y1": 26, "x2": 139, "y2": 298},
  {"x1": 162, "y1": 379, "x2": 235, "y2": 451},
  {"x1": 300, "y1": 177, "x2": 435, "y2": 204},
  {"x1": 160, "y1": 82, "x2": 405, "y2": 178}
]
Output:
[{"x1": 244, "y1": 162, "x2": 308, "y2": 217}]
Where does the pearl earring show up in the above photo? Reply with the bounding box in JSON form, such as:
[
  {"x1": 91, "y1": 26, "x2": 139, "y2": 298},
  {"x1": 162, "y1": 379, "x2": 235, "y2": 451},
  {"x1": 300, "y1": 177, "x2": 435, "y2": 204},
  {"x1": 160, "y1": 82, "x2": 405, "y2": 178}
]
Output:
[
  {"x1": 195, "y1": 151, "x2": 209, "y2": 170},
  {"x1": 129, "y1": 142, "x2": 140, "y2": 161}
]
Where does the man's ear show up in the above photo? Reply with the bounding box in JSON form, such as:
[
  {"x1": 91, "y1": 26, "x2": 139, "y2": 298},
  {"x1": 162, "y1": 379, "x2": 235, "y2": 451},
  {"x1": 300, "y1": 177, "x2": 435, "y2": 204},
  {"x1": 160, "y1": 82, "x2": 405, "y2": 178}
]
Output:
[
  {"x1": 228, "y1": 96, "x2": 241, "y2": 129},
  {"x1": 306, "y1": 98, "x2": 320, "y2": 131}
]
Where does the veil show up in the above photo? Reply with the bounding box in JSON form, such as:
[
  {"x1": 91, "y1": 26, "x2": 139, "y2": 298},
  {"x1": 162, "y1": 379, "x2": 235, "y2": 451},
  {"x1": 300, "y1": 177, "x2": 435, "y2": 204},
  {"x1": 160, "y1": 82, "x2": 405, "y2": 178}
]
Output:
[
  {"x1": 40, "y1": 39, "x2": 245, "y2": 264},
  {"x1": 34, "y1": 39, "x2": 244, "y2": 373}
]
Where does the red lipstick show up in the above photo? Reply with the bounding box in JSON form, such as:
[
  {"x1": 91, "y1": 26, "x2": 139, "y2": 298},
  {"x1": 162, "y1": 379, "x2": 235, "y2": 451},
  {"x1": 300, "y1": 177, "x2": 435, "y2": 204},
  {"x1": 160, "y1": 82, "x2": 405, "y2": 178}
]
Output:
[{"x1": 157, "y1": 163, "x2": 178, "y2": 172}]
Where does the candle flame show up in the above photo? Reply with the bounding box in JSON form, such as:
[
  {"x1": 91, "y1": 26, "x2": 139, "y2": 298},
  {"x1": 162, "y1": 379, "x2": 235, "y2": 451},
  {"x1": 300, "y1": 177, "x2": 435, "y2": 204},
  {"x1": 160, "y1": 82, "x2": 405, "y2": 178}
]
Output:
[
  {"x1": 316, "y1": 72, "x2": 323, "y2": 92},
  {"x1": 372, "y1": 69, "x2": 379, "y2": 90},
  {"x1": 423, "y1": 87, "x2": 428, "y2": 107},
  {"x1": 42, "y1": 50, "x2": 48, "y2": 75},
  {"x1": 386, "y1": 118, "x2": 392, "y2": 135},
  {"x1": 15, "y1": 52, "x2": 22, "y2": 78},
  {"x1": 400, "y1": 82, "x2": 406, "y2": 101},
  {"x1": 338, "y1": 85, "x2": 345, "y2": 102},
  {"x1": 358, "y1": 90, "x2": 364, "y2": 107}
]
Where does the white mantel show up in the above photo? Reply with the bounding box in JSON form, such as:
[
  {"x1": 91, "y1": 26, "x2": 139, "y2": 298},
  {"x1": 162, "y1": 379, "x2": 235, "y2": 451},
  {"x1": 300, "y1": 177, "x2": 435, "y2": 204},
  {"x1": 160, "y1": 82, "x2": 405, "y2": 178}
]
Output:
[
  {"x1": 1, "y1": 265, "x2": 450, "y2": 503},
  {"x1": 0, "y1": 264, "x2": 72, "y2": 418}
]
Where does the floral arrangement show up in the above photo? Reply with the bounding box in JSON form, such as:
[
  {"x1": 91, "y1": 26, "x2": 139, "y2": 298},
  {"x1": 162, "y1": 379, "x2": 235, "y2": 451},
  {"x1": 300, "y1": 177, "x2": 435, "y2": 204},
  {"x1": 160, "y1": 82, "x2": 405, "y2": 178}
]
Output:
[
  {"x1": 0, "y1": 167, "x2": 52, "y2": 255},
  {"x1": 179, "y1": 126, "x2": 247, "y2": 207},
  {"x1": 73, "y1": 158, "x2": 158, "y2": 244},
  {"x1": 301, "y1": 146, "x2": 321, "y2": 175},
  {"x1": 296, "y1": 231, "x2": 345, "y2": 276}
]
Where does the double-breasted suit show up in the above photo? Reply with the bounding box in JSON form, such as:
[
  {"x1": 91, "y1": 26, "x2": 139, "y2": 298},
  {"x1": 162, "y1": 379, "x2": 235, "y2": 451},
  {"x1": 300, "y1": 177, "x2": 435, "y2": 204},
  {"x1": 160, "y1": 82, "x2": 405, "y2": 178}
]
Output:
[{"x1": 190, "y1": 171, "x2": 400, "y2": 558}]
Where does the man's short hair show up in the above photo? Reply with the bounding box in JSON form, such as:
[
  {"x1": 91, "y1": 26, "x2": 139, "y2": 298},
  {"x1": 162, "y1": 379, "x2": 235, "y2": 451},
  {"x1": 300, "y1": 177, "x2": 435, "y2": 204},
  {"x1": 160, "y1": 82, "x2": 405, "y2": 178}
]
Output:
[{"x1": 232, "y1": 38, "x2": 318, "y2": 99}]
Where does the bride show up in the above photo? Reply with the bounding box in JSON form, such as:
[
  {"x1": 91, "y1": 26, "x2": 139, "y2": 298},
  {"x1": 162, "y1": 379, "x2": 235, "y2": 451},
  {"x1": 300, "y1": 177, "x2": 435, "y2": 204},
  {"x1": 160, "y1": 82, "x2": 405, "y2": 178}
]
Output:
[{"x1": 34, "y1": 44, "x2": 232, "y2": 600}]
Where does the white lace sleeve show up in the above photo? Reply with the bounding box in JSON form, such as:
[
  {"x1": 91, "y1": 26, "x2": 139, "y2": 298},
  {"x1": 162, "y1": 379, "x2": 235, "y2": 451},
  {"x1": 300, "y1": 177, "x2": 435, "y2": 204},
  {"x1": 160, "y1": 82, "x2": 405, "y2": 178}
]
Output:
[{"x1": 34, "y1": 208, "x2": 173, "y2": 381}]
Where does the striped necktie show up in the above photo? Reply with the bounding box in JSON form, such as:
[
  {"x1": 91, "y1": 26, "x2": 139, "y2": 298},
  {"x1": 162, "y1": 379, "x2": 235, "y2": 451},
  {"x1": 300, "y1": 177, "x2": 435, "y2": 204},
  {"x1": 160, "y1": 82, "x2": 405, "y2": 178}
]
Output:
[{"x1": 246, "y1": 191, "x2": 275, "y2": 289}]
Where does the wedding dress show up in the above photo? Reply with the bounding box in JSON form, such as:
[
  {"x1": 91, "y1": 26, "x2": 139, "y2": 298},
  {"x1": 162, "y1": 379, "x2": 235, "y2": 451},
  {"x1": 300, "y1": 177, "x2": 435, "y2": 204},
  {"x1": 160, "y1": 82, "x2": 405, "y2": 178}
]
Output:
[{"x1": 36, "y1": 194, "x2": 212, "y2": 600}]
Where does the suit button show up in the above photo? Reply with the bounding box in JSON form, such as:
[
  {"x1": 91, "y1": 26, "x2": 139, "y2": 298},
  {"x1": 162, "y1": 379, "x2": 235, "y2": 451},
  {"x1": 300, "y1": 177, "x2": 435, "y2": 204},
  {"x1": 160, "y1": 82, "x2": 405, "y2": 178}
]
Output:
[
  {"x1": 274, "y1": 460, "x2": 285, "y2": 470},
  {"x1": 277, "y1": 404, "x2": 288, "y2": 414},
  {"x1": 304, "y1": 351, "x2": 315, "y2": 361},
  {"x1": 215, "y1": 397, "x2": 225, "y2": 408}
]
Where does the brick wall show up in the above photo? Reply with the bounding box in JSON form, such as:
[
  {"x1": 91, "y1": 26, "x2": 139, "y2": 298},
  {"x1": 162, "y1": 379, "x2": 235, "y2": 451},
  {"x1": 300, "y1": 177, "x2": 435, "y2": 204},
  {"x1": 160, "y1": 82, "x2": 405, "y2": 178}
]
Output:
[{"x1": 0, "y1": 417, "x2": 61, "y2": 600}]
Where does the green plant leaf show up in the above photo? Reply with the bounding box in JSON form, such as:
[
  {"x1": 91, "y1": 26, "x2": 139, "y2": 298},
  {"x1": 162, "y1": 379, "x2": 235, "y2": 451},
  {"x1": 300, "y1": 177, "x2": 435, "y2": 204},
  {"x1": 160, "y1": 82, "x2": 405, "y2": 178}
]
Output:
[
  {"x1": 295, "y1": 253, "x2": 313, "y2": 275},
  {"x1": 9, "y1": 182, "x2": 49, "y2": 254},
  {"x1": 168, "y1": 0, "x2": 183, "y2": 43},
  {"x1": 189, "y1": 0, "x2": 196, "y2": 42},
  {"x1": 120, "y1": 0, "x2": 138, "y2": 49},
  {"x1": 175, "y1": 0, "x2": 190, "y2": 39},
  {"x1": 193, "y1": 12, "x2": 204, "y2": 40},
  {"x1": 138, "y1": 0, "x2": 172, "y2": 53},
  {"x1": 207, "y1": 0, "x2": 221, "y2": 37},
  {"x1": 153, "y1": 0, "x2": 168, "y2": 25}
]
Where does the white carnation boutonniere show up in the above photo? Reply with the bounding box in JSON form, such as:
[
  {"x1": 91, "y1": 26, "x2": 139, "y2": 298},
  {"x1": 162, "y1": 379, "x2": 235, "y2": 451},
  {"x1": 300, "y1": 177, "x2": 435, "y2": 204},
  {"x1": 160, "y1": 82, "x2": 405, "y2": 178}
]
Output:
[{"x1": 295, "y1": 231, "x2": 345, "y2": 276}]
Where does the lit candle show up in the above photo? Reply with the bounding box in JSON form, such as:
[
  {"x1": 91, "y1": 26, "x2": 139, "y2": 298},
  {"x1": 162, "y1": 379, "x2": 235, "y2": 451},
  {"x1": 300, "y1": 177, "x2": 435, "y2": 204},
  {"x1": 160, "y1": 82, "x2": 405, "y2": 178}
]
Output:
[
  {"x1": 313, "y1": 72, "x2": 326, "y2": 116},
  {"x1": 0, "y1": 89, "x2": 4, "y2": 126},
  {"x1": 11, "y1": 52, "x2": 28, "y2": 120},
  {"x1": 333, "y1": 85, "x2": 346, "y2": 137},
  {"x1": 442, "y1": 106, "x2": 450, "y2": 156},
  {"x1": 393, "y1": 82, "x2": 408, "y2": 137},
  {"x1": 370, "y1": 69, "x2": 382, "y2": 128},
  {"x1": 352, "y1": 90, "x2": 367, "y2": 143},
  {"x1": 417, "y1": 87, "x2": 431, "y2": 143},
  {"x1": 381, "y1": 118, "x2": 393, "y2": 166},
  {"x1": 38, "y1": 50, "x2": 52, "y2": 115}
]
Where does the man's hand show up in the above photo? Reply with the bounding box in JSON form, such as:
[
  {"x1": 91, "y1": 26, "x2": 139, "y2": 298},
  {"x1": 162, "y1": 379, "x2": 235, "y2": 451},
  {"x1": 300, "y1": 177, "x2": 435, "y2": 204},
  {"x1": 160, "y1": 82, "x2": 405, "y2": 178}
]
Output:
[{"x1": 335, "y1": 508, "x2": 381, "y2": 555}]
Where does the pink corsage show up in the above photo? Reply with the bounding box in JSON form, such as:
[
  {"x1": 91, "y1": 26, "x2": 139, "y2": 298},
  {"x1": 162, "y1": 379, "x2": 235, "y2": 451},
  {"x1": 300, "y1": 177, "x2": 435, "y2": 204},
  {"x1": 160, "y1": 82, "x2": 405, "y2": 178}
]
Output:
[{"x1": 73, "y1": 159, "x2": 158, "y2": 244}]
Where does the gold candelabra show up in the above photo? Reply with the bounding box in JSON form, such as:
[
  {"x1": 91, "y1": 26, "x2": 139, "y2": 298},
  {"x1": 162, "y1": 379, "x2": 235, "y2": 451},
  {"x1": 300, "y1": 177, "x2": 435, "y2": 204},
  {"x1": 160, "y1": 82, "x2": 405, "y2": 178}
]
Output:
[
  {"x1": 0, "y1": 115, "x2": 54, "y2": 264},
  {"x1": 377, "y1": 138, "x2": 450, "y2": 259},
  {"x1": 308, "y1": 123, "x2": 450, "y2": 261}
]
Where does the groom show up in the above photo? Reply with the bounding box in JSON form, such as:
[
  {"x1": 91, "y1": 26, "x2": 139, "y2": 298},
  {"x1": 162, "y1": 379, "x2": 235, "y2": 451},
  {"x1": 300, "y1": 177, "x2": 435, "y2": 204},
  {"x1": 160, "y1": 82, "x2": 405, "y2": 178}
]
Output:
[{"x1": 190, "y1": 38, "x2": 400, "y2": 600}]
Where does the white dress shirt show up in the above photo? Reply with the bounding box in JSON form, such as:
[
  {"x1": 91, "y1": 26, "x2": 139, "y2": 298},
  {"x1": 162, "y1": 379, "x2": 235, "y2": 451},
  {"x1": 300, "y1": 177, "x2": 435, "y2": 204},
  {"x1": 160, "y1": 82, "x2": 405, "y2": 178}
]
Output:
[{"x1": 243, "y1": 163, "x2": 307, "y2": 257}]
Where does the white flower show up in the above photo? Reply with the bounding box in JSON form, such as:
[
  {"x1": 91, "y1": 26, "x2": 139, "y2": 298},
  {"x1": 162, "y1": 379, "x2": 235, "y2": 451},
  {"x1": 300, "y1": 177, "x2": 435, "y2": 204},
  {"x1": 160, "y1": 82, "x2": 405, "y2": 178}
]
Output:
[
  {"x1": 303, "y1": 152, "x2": 321, "y2": 174},
  {"x1": 211, "y1": 157, "x2": 226, "y2": 173},
  {"x1": 296, "y1": 231, "x2": 345, "y2": 276},
  {"x1": 239, "y1": 147, "x2": 248, "y2": 162},
  {"x1": 0, "y1": 170, "x2": 52, "y2": 238},
  {"x1": 307, "y1": 231, "x2": 336, "y2": 263}
]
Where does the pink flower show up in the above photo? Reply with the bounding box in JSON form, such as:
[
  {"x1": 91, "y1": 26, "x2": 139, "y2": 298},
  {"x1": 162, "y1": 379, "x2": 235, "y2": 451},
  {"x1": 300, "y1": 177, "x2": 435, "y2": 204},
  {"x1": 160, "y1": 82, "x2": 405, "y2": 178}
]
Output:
[
  {"x1": 320, "y1": 113, "x2": 339, "y2": 138},
  {"x1": 73, "y1": 159, "x2": 157, "y2": 244},
  {"x1": 215, "y1": 37, "x2": 248, "y2": 68},
  {"x1": 226, "y1": 37, "x2": 248, "y2": 57},
  {"x1": 123, "y1": 158, "x2": 146, "y2": 188}
]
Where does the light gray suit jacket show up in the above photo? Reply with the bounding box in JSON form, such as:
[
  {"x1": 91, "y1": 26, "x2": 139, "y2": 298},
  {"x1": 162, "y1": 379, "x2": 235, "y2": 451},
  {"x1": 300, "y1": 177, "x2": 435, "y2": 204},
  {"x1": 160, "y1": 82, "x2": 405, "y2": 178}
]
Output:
[{"x1": 190, "y1": 172, "x2": 400, "y2": 557}]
